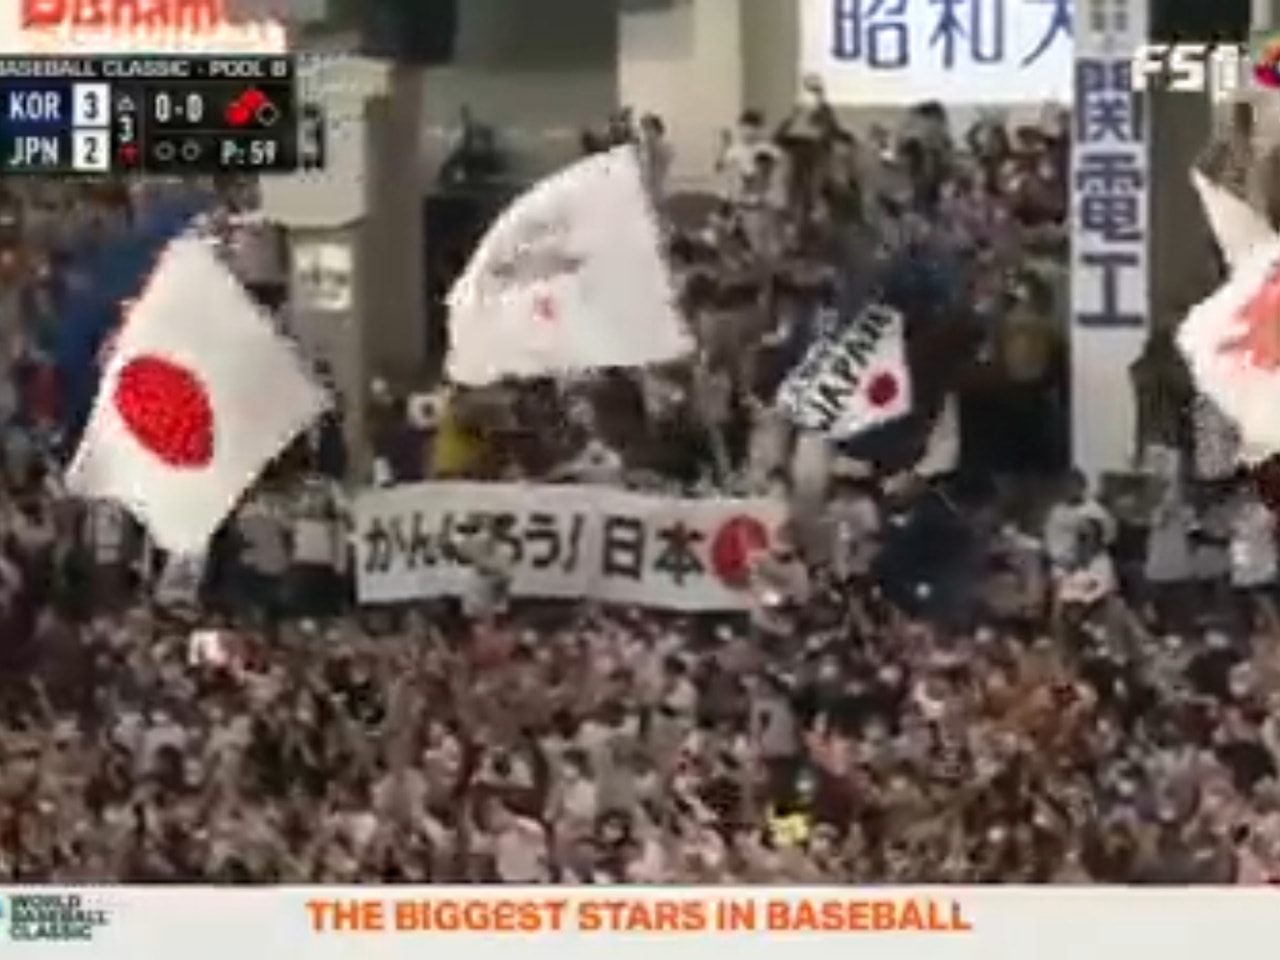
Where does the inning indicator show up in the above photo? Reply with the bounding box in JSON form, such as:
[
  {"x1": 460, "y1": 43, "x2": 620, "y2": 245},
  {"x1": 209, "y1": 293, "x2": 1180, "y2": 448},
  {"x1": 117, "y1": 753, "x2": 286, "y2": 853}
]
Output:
[{"x1": 112, "y1": 88, "x2": 140, "y2": 170}]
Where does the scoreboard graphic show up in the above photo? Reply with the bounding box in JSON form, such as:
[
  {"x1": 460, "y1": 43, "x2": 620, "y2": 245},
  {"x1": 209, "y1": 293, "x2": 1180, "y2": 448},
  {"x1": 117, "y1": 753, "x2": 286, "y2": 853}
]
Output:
[{"x1": 0, "y1": 55, "x2": 320, "y2": 175}]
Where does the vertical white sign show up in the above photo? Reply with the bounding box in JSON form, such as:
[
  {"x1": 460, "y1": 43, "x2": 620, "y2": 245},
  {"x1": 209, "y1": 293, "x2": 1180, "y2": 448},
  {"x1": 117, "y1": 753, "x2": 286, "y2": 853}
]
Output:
[{"x1": 1070, "y1": 0, "x2": 1150, "y2": 479}]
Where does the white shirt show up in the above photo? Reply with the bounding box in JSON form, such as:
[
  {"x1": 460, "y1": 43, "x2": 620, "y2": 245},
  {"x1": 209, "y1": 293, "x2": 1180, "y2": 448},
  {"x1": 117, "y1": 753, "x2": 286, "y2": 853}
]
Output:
[
  {"x1": 495, "y1": 817, "x2": 549, "y2": 882},
  {"x1": 86, "y1": 500, "x2": 127, "y2": 564},
  {"x1": 154, "y1": 551, "x2": 206, "y2": 608},
  {"x1": 1231, "y1": 499, "x2": 1278, "y2": 588},
  {"x1": 1057, "y1": 553, "x2": 1116, "y2": 605},
  {"x1": 719, "y1": 135, "x2": 784, "y2": 203},
  {"x1": 555, "y1": 774, "x2": 598, "y2": 834},
  {"x1": 563, "y1": 441, "x2": 623, "y2": 486},
  {"x1": 827, "y1": 494, "x2": 880, "y2": 577},
  {"x1": 292, "y1": 517, "x2": 337, "y2": 566},
  {"x1": 1043, "y1": 499, "x2": 1114, "y2": 571},
  {"x1": 457, "y1": 536, "x2": 511, "y2": 618},
  {"x1": 1145, "y1": 500, "x2": 1194, "y2": 583},
  {"x1": 1191, "y1": 395, "x2": 1240, "y2": 481},
  {"x1": 737, "y1": 177, "x2": 787, "y2": 257},
  {"x1": 237, "y1": 498, "x2": 288, "y2": 575}
]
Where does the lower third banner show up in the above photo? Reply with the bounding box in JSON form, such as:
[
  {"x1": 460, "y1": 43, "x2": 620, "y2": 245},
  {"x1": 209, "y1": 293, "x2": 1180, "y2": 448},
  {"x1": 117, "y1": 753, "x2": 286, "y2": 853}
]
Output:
[{"x1": 353, "y1": 482, "x2": 787, "y2": 609}]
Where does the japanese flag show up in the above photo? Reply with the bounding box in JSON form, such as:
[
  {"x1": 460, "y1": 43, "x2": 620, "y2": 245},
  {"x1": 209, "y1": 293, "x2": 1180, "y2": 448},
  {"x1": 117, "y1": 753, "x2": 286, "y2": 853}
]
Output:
[
  {"x1": 776, "y1": 303, "x2": 912, "y2": 439},
  {"x1": 446, "y1": 146, "x2": 694, "y2": 384},
  {"x1": 1179, "y1": 236, "x2": 1280, "y2": 458},
  {"x1": 1181, "y1": 168, "x2": 1280, "y2": 460},
  {"x1": 66, "y1": 238, "x2": 329, "y2": 555}
]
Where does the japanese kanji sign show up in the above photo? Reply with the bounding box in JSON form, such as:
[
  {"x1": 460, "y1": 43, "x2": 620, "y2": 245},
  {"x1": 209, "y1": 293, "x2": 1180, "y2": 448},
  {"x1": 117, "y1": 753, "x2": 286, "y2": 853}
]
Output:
[
  {"x1": 1069, "y1": 0, "x2": 1149, "y2": 479},
  {"x1": 354, "y1": 482, "x2": 787, "y2": 609},
  {"x1": 801, "y1": 0, "x2": 1072, "y2": 105},
  {"x1": 1071, "y1": 56, "x2": 1147, "y2": 330}
]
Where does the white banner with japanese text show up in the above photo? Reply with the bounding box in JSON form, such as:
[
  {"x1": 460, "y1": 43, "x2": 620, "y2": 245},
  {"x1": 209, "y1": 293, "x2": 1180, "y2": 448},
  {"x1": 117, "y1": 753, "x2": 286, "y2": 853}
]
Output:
[
  {"x1": 799, "y1": 0, "x2": 1073, "y2": 106},
  {"x1": 354, "y1": 483, "x2": 787, "y2": 609},
  {"x1": 1069, "y1": 0, "x2": 1150, "y2": 478}
]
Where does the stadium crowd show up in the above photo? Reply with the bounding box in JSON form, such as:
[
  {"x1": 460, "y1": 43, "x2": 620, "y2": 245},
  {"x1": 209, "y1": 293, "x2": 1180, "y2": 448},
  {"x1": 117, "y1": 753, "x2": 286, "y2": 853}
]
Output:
[{"x1": 1, "y1": 90, "x2": 1279, "y2": 886}]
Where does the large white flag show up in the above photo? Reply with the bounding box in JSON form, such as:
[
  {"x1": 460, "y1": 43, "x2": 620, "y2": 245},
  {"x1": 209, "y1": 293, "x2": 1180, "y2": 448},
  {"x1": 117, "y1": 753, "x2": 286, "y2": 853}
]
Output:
[
  {"x1": 1179, "y1": 237, "x2": 1280, "y2": 457},
  {"x1": 446, "y1": 146, "x2": 693, "y2": 384},
  {"x1": 776, "y1": 303, "x2": 912, "y2": 439},
  {"x1": 1183, "y1": 169, "x2": 1280, "y2": 461},
  {"x1": 66, "y1": 238, "x2": 329, "y2": 555}
]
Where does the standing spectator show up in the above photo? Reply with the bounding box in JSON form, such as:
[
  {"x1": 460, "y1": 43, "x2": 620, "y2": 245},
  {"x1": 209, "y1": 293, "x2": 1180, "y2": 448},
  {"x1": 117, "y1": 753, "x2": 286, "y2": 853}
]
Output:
[
  {"x1": 636, "y1": 114, "x2": 673, "y2": 200},
  {"x1": 288, "y1": 478, "x2": 345, "y2": 619},
  {"x1": 1043, "y1": 471, "x2": 1115, "y2": 577},
  {"x1": 1228, "y1": 486, "x2": 1279, "y2": 630},
  {"x1": 78, "y1": 497, "x2": 131, "y2": 613},
  {"x1": 718, "y1": 110, "x2": 784, "y2": 202},
  {"x1": 824, "y1": 475, "x2": 881, "y2": 585},
  {"x1": 233, "y1": 490, "x2": 289, "y2": 626},
  {"x1": 1144, "y1": 481, "x2": 1196, "y2": 628}
]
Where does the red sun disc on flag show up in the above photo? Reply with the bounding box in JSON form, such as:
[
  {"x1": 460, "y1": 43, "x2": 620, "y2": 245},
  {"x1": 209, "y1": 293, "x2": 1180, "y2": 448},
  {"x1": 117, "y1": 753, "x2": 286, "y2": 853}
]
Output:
[
  {"x1": 866, "y1": 371, "x2": 899, "y2": 407},
  {"x1": 112, "y1": 354, "x2": 215, "y2": 469},
  {"x1": 709, "y1": 515, "x2": 770, "y2": 589},
  {"x1": 1221, "y1": 261, "x2": 1280, "y2": 371}
]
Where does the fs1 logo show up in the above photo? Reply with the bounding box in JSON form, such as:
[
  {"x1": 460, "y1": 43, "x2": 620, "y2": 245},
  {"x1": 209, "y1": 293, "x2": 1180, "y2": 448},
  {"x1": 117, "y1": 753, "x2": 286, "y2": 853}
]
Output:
[{"x1": 1131, "y1": 44, "x2": 1247, "y2": 100}]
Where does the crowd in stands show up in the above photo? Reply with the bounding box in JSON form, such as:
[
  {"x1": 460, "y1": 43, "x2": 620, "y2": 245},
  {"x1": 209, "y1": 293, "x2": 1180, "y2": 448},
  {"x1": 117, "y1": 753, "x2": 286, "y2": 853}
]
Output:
[{"x1": 2, "y1": 88, "x2": 1280, "y2": 886}]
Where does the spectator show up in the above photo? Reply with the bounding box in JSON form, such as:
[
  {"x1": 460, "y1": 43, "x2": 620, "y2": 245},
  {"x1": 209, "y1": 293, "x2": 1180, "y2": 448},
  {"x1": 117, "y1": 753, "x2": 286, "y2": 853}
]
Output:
[
  {"x1": 636, "y1": 114, "x2": 673, "y2": 200},
  {"x1": 718, "y1": 110, "x2": 784, "y2": 202},
  {"x1": 1043, "y1": 471, "x2": 1115, "y2": 577}
]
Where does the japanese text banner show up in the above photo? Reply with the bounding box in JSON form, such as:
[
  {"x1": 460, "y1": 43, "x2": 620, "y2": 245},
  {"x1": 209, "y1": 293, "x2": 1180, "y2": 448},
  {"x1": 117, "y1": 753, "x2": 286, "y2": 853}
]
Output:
[
  {"x1": 1069, "y1": 0, "x2": 1150, "y2": 477},
  {"x1": 354, "y1": 483, "x2": 786, "y2": 610},
  {"x1": 800, "y1": 0, "x2": 1073, "y2": 106}
]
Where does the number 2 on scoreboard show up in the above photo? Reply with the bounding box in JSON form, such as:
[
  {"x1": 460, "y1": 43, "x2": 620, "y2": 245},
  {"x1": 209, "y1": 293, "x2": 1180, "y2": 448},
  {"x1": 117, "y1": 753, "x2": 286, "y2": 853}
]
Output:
[{"x1": 72, "y1": 130, "x2": 110, "y2": 172}]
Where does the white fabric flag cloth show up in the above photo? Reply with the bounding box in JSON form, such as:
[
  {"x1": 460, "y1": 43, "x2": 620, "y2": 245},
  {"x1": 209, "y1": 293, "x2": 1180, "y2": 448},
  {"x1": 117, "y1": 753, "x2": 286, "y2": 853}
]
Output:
[
  {"x1": 446, "y1": 145, "x2": 693, "y2": 384},
  {"x1": 776, "y1": 303, "x2": 912, "y2": 439},
  {"x1": 1186, "y1": 168, "x2": 1280, "y2": 463},
  {"x1": 66, "y1": 237, "x2": 329, "y2": 555},
  {"x1": 1179, "y1": 237, "x2": 1280, "y2": 458},
  {"x1": 1190, "y1": 169, "x2": 1274, "y2": 270}
]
